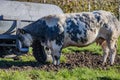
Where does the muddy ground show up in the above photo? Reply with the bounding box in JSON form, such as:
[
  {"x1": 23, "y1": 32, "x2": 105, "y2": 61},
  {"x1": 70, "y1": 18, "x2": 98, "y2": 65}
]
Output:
[{"x1": 0, "y1": 51, "x2": 120, "y2": 71}]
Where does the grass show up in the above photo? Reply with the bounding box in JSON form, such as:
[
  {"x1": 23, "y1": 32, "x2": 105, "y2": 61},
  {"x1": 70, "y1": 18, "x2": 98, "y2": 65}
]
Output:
[
  {"x1": 62, "y1": 37, "x2": 120, "y2": 55},
  {"x1": 0, "y1": 39, "x2": 120, "y2": 80},
  {"x1": 1, "y1": 0, "x2": 120, "y2": 79},
  {"x1": 0, "y1": 67, "x2": 120, "y2": 80},
  {"x1": 62, "y1": 43, "x2": 102, "y2": 55}
]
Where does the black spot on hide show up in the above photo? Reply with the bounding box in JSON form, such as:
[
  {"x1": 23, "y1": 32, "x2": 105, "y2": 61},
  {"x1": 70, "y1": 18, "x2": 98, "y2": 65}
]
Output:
[
  {"x1": 55, "y1": 32, "x2": 64, "y2": 46},
  {"x1": 93, "y1": 12, "x2": 101, "y2": 23},
  {"x1": 66, "y1": 18, "x2": 82, "y2": 42}
]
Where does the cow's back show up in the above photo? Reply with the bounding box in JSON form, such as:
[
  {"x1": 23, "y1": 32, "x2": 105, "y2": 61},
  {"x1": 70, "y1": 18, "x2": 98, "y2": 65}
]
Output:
[{"x1": 24, "y1": 10, "x2": 120, "y2": 48}]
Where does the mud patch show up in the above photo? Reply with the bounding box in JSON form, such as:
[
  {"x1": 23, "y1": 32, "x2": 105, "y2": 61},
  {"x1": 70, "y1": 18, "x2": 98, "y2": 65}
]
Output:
[{"x1": 0, "y1": 51, "x2": 120, "y2": 71}]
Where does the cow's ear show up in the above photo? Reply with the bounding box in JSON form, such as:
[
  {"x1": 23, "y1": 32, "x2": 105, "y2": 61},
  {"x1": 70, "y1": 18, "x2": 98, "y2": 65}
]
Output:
[{"x1": 17, "y1": 28, "x2": 26, "y2": 34}]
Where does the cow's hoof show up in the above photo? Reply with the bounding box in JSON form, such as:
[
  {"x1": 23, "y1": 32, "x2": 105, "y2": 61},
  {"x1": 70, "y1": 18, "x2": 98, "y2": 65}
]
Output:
[
  {"x1": 102, "y1": 62, "x2": 106, "y2": 66},
  {"x1": 110, "y1": 63, "x2": 114, "y2": 66}
]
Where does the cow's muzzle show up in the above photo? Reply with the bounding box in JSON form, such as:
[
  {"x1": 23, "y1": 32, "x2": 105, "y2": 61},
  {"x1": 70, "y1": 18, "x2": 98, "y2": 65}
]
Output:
[{"x1": 52, "y1": 56, "x2": 60, "y2": 65}]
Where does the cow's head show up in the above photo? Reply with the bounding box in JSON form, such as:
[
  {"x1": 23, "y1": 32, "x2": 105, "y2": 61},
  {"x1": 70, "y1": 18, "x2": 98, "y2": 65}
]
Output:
[{"x1": 17, "y1": 28, "x2": 33, "y2": 47}]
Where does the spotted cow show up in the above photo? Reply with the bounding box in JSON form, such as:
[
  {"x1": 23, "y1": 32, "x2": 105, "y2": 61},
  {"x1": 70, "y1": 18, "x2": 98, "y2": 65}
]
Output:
[{"x1": 17, "y1": 10, "x2": 120, "y2": 65}]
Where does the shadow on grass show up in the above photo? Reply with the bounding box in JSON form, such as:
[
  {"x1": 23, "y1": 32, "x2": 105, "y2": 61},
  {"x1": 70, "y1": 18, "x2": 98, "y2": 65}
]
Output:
[
  {"x1": 97, "y1": 77, "x2": 119, "y2": 80},
  {"x1": 0, "y1": 59, "x2": 48, "y2": 69}
]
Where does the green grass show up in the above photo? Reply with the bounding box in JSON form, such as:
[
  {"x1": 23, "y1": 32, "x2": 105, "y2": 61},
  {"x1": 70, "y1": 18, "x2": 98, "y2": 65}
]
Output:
[
  {"x1": 0, "y1": 67, "x2": 120, "y2": 80},
  {"x1": 62, "y1": 43, "x2": 102, "y2": 55},
  {"x1": 1, "y1": 0, "x2": 120, "y2": 79},
  {"x1": 62, "y1": 37, "x2": 120, "y2": 55},
  {"x1": 0, "y1": 39, "x2": 120, "y2": 80}
]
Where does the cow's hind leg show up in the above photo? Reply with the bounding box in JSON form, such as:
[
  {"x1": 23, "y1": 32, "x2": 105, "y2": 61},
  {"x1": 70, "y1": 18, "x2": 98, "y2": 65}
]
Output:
[
  {"x1": 107, "y1": 39, "x2": 117, "y2": 65},
  {"x1": 96, "y1": 38, "x2": 109, "y2": 65},
  {"x1": 102, "y1": 41, "x2": 110, "y2": 65}
]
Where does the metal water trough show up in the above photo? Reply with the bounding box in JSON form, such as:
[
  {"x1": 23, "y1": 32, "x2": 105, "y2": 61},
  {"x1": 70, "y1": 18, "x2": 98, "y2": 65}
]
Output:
[{"x1": 0, "y1": 1, "x2": 63, "y2": 58}]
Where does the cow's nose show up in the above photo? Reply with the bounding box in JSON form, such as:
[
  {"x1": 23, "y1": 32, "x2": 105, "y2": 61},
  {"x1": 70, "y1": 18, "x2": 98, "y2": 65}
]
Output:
[
  {"x1": 54, "y1": 55, "x2": 60, "y2": 61},
  {"x1": 53, "y1": 55, "x2": 60, "y2": 65}
]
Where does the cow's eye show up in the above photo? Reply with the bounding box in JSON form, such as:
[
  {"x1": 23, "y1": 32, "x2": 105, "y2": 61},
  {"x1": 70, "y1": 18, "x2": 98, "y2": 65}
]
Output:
[
  {"x1": 21, "y1": 30, "x2": 25, "y2": 34},
  {"x1": 18, "y1": 29, "x2": 26, "y2": 34}
]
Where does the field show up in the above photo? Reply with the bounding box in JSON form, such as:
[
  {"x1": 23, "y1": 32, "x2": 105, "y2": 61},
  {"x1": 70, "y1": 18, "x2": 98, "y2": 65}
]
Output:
[
  {"x1": 1, "y1": 0, "x2": 120, "y2": 80},
  {"x1": 0, "y1": 38, "x2": 120, "y2": 80}
]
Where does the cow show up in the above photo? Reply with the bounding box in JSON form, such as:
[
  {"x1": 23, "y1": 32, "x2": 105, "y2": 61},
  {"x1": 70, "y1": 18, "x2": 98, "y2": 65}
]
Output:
[{"x1": 17, "y1": 10, "x2": 120, "y2": 65}]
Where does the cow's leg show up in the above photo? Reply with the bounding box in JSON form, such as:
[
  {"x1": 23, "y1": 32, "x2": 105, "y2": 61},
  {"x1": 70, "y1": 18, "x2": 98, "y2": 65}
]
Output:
[
  {"x1": 107, "y1": 39, "x2": 117, "y2": 65},
  {"x1": 96, "y1": 38, "x2": 109, "y2": 65},
  {"x1": 101, "y1": 41, "x2": 109, "y2": 65},
  {"x1": 110, "y1": 43, "x2": 117, "y2": 65}
]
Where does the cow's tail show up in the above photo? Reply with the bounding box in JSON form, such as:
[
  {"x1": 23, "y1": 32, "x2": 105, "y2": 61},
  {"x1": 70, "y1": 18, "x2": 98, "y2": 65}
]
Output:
[
  {"x1": 111, "y1": 13, "x2": 120, "y2": 38},
  {"x1": 117, "y1": 20, "x2": 120, "y2": 38}
]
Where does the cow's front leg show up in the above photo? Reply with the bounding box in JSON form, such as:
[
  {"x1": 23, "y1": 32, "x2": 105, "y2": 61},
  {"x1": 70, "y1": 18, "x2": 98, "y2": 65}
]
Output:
[
  {"x1": 102, "y1": 42, "x2": 109, "y2": 65},
  {"x1": 108, "y1": 40, "x2": 117, "y2": 65}
]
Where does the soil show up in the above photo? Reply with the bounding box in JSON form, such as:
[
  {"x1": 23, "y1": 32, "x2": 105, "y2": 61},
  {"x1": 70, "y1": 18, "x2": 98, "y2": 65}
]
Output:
[{"x1": 0, "y1": 51, "x2": 120, "y2": 71}]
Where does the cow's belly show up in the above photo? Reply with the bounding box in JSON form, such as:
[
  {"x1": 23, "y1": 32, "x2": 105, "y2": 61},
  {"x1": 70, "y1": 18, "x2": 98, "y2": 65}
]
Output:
[{"x1": 63, "y1": 30, "x2": 98, "y2": 47}]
